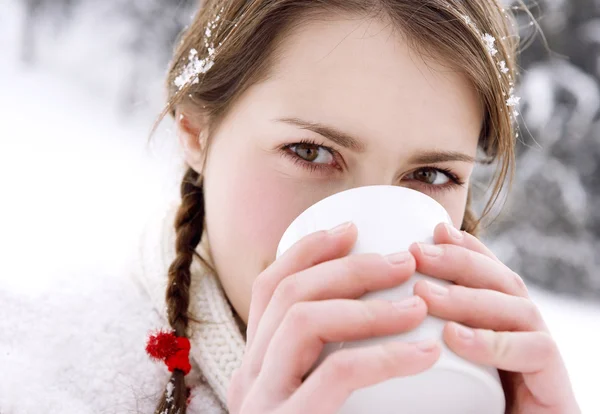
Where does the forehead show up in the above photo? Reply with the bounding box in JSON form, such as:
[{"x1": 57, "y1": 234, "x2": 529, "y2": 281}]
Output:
[{"x1": 256, "y1": 14, "x2": 483, "y2": 156}]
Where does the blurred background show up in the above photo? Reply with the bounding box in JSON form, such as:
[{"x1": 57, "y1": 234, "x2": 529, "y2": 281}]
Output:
[{"x1": 0, "y1": 0, "x2": 599, "y2": 411}]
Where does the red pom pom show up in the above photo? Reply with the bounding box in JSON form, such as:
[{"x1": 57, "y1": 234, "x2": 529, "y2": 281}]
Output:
[
  {"x1": 165, "y1": 337, "x2": 191, "y2": 375},
  {"x1": 146, "y1": 331, "x2": 192, "y2": 375},
  {"x1": 145, "y1": 330, "x2": 179, "y2": 361}
]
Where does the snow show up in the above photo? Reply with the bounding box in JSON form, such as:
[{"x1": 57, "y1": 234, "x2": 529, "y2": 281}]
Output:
[
  {"x1": 166, "y1": 380, "x2": 175, "y2": 403},
  {"x1": 483, "y1": 33, "x2": 499, "y2": 57},
  {"x1": 0, "y1": 2, "x2": 599, "y2": 413},
  {"x1": 0, "y1": 1, "x2": 182, "y2": 297},
  {"x1": 174, "y1": 48, "x2": 215, "y2": 90},
  {"x1": 499, "y1": 60, "x2": 509, "y2": 74}
]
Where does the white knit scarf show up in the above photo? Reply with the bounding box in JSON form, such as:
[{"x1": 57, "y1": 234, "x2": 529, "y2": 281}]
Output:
[{"x1": 136, "y1": 203, "x2": 246, "y2": 409}]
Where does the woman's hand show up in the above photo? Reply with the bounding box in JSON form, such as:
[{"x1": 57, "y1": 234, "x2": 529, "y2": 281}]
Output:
[
  {"x1": 227, "y1": 222, "x2": 441, "y2": 414},
  {"x1": 409, "y1": 223, "x2": 580, "y2": 414}
]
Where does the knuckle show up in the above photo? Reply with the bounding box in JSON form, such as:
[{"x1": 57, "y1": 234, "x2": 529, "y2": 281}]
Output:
[
  {"x1": 245, "y1": 358, "x2": 263, "y2": 379},
  {"x1": 379, "y1": 343, "x2": 405, "y2": 372},
  {"x1": 338, "y1": 256, "x2": 364, "y2": 284},
  {"x1": 459, "y1": 248, "x2": 477, "y2": 269},
  {"x1": 251, "y1": 272, "x2": 270, "y2": 298},
  {"x1": 492, "y1": 332, "x2": 512, "y2": 361},
  {"x1": 323, "y1": 351, "x2": 357, "y2": 381},
  {"x1": 445, "y1": 283, "x2": 467, "y2": 303},
  {"x1": 345, "y1": 253, "x2": 384, "y2": 276},
  {"x1": 285, "y1": 302, "x2": 313, "y2": 332},
  {"x1": 342, "y1": 254, "x2": 386, "y2": 293},
  {"x1": 297, "y1": 230, "x2": 329, "y2": 254},
  {"x1": 271, "y1": 273, "x2": 301, "y2": 305},
  {"x1": 358, "y1": 302, "x2": 380, "y2": 333},
  {"x1": 304, "y1": 228, "x2": 329, "y2": 243},
  {"x1": 342, "y1": 254, "x2": 362, "y2": 272},
  {"x1": 238, "y1": 354, "x2": 262, "y2": 384},
  {"x1": 347, "y1": 252, "x2": 381, "y2": 267},
  {"x1": 445, "y1": 283, "x2": 460, "y2": 297}
]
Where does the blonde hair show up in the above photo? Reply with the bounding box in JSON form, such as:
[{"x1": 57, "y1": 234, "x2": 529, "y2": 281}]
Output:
[{"x1": 154, "y1": 1, "x2": 521, "y2": 412}]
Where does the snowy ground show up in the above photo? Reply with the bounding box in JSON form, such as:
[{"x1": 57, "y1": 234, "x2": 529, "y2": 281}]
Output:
[{"x1": 1, "y1": 5, "x2": 599, "y2": 413}]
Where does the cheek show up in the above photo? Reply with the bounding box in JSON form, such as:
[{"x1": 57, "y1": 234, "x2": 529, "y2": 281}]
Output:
[
  {"x1": 204, "y1": 146, "x2": 310, "y2": 272},
  {"x1": 225, "y1": 170, "x2": 298, "y2": 257},
  {"x1": 201, "y1": 133, "x2": 334, "y2": 321}
]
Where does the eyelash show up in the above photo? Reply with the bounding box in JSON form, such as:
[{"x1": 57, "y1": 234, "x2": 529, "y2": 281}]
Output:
[
  {"x1": 280, "y1": 139, "x2": 465, "y2": 194},
  {"x1": 281, "y1": 139, "x2": 342, "y2": 173}
]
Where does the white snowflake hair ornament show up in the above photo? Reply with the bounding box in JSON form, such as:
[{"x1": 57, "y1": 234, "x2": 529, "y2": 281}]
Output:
[
  {"x1": 462, "y1": 13, "x2": 521, "y2": 122},
  {"x1": 174, "y1": 7, "x2": 224, "y2": 90},
  {"x1": 174, "y1": 7, "x2": 522, "y2": 127}
]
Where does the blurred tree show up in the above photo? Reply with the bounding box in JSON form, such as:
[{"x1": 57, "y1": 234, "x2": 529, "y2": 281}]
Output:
[
  {"x1": 19, "y1": 0, "x2": 197, "y2": 109},
  {"x1": 21, "y1": 0, "x2": 43, "y2": 63},
  {"x1": 486, "y1": 0, "x2": 600, "y2": 299},
  {"x1": 118, "y1": 0, "x2": 197, "y2": 110},
  {"x1": 21, "y1": 0, "x2": 77, "y2": 63}
]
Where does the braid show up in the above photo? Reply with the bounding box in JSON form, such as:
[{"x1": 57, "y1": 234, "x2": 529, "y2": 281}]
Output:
[{"x1": 154, "y1": 167, "x2": 205, "y2": 414}]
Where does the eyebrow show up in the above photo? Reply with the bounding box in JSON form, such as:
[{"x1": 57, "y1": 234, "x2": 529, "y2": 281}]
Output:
[
  {"x1": 408, "y1": 150, "x2": 476, "y2": 164},
  {"x1": 275, "y1": 117, "x2": 367, "y2": 152},
  {"x1": 275, "y1": 117, "x2": 476, "y2": 164}
]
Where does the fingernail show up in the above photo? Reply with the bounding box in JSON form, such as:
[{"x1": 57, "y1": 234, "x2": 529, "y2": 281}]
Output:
[
  {"x1": 426, "y1": 281, "x2": 448, "y2": 297},
  {"x1": 419, "y1": 243, "x2": 444, "y2": 257},
  {"x1": 415, "y1": 339, "x2": 438, "y2": 352},
  {"x1": 446, "y1": 224, "x2": 463, "y2": 240},
  {"x1": 385, "y1": 251, "x2": 411, "y2": 265},
  {"x1": 453, "y1": 323, "x2": 474, "y2": 340},
  {"x1": 328, "y1": 222, "x2": 353, "y2": 235},
  {"x1": 392, "y1": 296, "x2": 420, "y2": 310}
]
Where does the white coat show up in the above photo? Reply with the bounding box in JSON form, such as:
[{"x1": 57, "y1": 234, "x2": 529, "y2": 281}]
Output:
[{"x1": 0, "y1": 206, "x2": 245, "y2": 414}]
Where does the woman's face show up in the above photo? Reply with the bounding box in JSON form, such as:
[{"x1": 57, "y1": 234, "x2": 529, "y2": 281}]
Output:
[{"x1": 179, "y1": 15, "x2": 483, "y2": 324}]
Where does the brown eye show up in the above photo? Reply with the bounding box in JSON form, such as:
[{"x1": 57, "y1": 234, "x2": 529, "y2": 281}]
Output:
[
  {"x1": 408, "y1": 168, "x2": 450, "y2": 185},
  {"x1": 295, "y1": 143, "x2": 319, "y2": 162},
  {"x1": 289, "y1": 143, "x2": 334, "y2": 164}
]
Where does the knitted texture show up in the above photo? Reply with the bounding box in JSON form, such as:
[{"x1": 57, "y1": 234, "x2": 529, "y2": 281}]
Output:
[{"x1": 138, "y1": 201, "x2": 246, "y2": 406}]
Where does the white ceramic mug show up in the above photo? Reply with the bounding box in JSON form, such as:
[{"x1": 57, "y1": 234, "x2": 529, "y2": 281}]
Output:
[{"x1": 276, "y1": 185, "x2": 505, "y2": 414}]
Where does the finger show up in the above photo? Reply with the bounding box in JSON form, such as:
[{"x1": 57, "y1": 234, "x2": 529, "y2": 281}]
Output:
[
  {"x1": 247, "y1": 222, "x2": 357, "y2": 346},
  {"x1": 256, "y1": 297, "x2": 428, "y2": 397},
  {"x1": 246, "y1": 251, "x2": 416, "y2": 377},
  {"x1": 280, "y1": 338, "x2": 440, "y2": 414},
  {"x1": 414, "y1": 281, "x2": 546, "y2": 331},
  {"x1": 409, "y1": 242, "x2": 529, "y2": 298},
  {"x1": 444, "y1": 323, "x2": 574, "y2": 408},
  {"x1": 433, "y1": 222, "x2": 501, "y2": 263}
]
